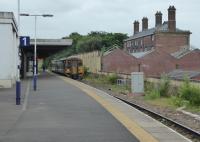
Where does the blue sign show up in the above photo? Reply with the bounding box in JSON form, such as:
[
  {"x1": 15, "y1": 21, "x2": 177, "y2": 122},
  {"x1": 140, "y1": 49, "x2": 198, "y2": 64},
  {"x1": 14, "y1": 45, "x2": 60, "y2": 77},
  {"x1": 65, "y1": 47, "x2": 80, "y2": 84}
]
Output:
[{"x1": 20, "y1": 36, "x2": 30, "y2": 47}]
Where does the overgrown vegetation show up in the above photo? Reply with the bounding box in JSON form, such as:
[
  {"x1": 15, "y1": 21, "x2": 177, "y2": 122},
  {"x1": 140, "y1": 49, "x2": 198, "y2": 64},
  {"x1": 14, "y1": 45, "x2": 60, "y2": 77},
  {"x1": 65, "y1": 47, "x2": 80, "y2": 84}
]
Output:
[
  {"x1": 107, "y1": 73, "x2": 118, "y2": 85},
  {"x1": 145, "y1": 75, "x2": 170, "y2": 99},
  {"x1": 177, "y1": 77, "x2": 200, "y2": 106},
  {"x1": 84, "y1": 73, "x2": 131, "y2": 95},
  {"x1": 145, "y1": 75, "x2": 200, "y2": 111},
  {"x1": 83, "y1": 73, "x2": 200, "y2": 112},
  {"x1": 44, "y1": 31, "x2": 128, "y2": 68},
  {"x1": 159, "y1": 75, "x2": 170, "y2": 97}
]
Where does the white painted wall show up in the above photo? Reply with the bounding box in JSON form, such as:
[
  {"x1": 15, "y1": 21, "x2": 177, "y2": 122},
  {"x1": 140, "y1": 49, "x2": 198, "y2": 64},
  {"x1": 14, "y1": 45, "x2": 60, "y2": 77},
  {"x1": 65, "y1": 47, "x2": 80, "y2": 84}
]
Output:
[{"x1": 0, "y1": 12, "x2": 19, "y2": 88}]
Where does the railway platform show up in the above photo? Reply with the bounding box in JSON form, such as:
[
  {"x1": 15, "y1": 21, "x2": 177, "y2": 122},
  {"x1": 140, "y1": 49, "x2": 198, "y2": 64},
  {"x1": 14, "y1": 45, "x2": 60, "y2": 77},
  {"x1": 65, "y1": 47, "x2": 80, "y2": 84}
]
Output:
[{"x1": 0, "y1": 72, "x2": 192, "y2": 142}]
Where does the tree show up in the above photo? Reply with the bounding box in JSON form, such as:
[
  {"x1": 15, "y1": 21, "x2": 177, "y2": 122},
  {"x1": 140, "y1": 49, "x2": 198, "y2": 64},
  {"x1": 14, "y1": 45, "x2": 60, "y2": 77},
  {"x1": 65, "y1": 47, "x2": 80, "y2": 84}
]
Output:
[
  {"x1": 76, "y1": 36, "x2": 102, "y2": 53},
  {"x1": 45, "y1": 31, "x2": 128, "y2": 67}
]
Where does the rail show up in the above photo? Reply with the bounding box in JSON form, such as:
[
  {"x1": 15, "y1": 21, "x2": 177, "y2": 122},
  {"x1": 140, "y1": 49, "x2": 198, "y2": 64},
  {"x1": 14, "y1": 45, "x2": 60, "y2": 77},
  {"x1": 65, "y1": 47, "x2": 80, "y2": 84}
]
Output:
[{"x1": 115, "y1": 96, "x2": 200, "y2": 142}]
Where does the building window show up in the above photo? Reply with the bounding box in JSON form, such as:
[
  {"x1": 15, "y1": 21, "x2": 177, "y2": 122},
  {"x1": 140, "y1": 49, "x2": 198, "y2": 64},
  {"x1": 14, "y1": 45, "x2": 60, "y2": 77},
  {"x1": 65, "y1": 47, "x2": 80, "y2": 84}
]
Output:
[
  {"x1": 129, "y1": 41, "x2": 131, "y2": 47},
  {"x1": 135, "y1": 40, "x2": 138, "y2": 46},
  {"x1": 129, "y1": 48, "x2": 132, "y2": 53},
  {"x1": 131, "y1": 41, "x2": 134, "y2": 46}
]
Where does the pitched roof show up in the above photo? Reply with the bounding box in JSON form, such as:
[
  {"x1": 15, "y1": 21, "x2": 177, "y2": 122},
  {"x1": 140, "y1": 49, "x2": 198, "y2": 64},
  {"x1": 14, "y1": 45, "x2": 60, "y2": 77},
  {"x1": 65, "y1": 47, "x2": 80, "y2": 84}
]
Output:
[
  {"x1": 171, "y1": 46, "x2": 193, "y2": 59},
  {"x1": 124, "y1": 27, "x2": 155, "y2": 41},
  {"x1": 177, "y1": 48, "x2": 200, "y2": 59},
  {"x1": 131, "y1": 49, "x2": 154, "y2": 58},
  {"x1": 139, "y1": 49, "x2": 177, "y2": 76},
  {"x1": 167, "y1": 70, "x2": 200, "y2": 80},
  {"x1": 124, "y1": 21, "x2": 190, "y2": 41}
]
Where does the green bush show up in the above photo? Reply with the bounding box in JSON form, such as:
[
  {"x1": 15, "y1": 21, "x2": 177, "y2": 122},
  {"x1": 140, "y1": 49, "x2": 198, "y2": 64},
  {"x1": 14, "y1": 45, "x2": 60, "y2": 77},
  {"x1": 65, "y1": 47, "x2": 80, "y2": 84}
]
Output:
[
  {"x1": 145, "y1": 89, "x2": 160, "y2": 100},
  {"x1": 107, "y1": 74, "x2": 118, "y2": 85},
  {"x1": 186, "y1": 86, "x2": 200, "y2": 106},
  {"x1": 144, "y1": 80, "x2": 154, "y2": 93},
  {"x1": 83, "y1": 66, "x2": 90, "y2": 77},
  {"x1": 159, "y1": 75, "x2": 170, "y2": 97},
  {"x1": 171, "y1": 96, "x2": 189, "y2": 107},
  {"x1": 178, "y1": 76, "x2": 190, "y2": 99},
  {"x1": 178, "y1": 77, "x2": 200, "y2": 106}
]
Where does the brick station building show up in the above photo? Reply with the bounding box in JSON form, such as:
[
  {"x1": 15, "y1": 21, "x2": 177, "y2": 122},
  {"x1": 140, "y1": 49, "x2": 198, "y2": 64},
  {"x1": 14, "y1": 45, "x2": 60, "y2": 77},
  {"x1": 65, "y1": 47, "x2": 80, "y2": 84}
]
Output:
[
  {"x1": 80, "y1": 6, "x2": 200, "y2": 77},
  {"x1": 101, "y1": 6, "x2": 200, "y2": 77},
  {"x1": 124, "y1": 6, "x2": 191, "y2": 54}
]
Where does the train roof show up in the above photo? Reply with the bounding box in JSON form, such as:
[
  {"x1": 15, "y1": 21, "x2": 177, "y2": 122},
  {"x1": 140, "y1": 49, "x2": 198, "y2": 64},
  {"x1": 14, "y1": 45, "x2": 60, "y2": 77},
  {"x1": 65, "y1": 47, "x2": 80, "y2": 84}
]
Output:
[
  {"x1": 66, "y1": 57, "x2": 82, "y2": 60},
  {"x1": 51, "y1": 57, "x2": 82, "y2": 63}
]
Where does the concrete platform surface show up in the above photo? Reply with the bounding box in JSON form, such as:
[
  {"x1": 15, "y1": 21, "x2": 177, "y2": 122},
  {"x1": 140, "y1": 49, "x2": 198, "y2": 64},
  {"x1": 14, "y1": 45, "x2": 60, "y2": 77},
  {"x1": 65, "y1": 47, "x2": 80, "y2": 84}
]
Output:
[
  {"x1": 0, "y1": 73, "x2": 139, "y2": 142},
  {"x1": 0, "y1": 78, "x2": 29, "y2": 137},
  {"x1": 58, "y1": 74, "x2": 192, "y2": 142}
]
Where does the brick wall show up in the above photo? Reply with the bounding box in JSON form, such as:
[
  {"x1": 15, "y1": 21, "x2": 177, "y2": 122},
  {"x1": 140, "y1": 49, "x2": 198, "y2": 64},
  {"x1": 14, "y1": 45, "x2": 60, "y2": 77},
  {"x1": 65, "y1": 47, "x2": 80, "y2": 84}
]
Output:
[
  {"x1": 102, "y1": 48, "x2": 140, "y2": 74},
  {"x1": 124, "y1": 35, "x2": 154, "y2": 53},
  {"x1": 140, "y1": 50, "x2": 177, "y2": 76},
  {"x1": 155, "y1": 32, "x2": 190, "y2": 53},
  {"x1": 102, "y1": 48, "x2": 178, "y2": 76},
  {"x1": 178, "y1": 49, "x2": 200, "y2": 71},
  {"x1": 143, "y1": 35, "x2": 154, "y2": 49}
]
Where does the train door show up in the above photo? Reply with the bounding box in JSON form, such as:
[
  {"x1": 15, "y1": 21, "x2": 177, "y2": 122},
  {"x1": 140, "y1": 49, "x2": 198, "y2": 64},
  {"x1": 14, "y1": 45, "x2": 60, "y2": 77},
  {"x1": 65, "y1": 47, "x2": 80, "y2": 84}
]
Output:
[{"x1": 71, "y1": 59, "x2": 78, "y2": 79}]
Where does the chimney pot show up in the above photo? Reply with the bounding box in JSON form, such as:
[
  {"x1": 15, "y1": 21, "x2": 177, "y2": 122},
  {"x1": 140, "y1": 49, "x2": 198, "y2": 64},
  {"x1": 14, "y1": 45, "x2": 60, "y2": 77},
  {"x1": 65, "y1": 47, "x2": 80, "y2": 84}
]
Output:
[
  {"x1": 155, "y1": 11, "x2": 162, "y2": 27},
  {"x1": 134, "y1": 20, "x2": 139, "y2": 35},
  {"x1": 142, "y1": 17, "x2": 148, "y2": 31},
  {"x1": 168, "y1": 5, "x2": 176, "y2": 32}
]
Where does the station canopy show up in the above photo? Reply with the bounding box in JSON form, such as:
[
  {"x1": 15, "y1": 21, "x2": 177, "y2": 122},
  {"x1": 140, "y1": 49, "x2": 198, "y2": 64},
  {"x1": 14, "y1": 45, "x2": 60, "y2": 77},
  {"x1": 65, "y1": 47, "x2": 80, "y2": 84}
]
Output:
[{"x1": 22, "y1": 38, "x2": 73, "y2": 58}]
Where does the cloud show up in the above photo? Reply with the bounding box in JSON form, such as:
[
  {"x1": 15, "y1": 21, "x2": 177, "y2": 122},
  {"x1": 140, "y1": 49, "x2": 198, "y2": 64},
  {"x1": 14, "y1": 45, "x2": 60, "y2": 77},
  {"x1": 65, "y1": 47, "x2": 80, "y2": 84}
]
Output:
[{"x1": 0, "y1": 0, "x2": 199, "y2": 47}]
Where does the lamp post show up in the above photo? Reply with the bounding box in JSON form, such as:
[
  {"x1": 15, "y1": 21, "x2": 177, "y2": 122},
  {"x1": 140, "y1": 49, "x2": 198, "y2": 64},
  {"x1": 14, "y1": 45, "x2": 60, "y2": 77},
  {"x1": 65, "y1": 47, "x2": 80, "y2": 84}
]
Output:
[
  {"x1": 16, "y1": 0, "x2": 21, "y2": 105},
  {"x1": 20, "y1": 14, "x2": 53, "y2": 91}
]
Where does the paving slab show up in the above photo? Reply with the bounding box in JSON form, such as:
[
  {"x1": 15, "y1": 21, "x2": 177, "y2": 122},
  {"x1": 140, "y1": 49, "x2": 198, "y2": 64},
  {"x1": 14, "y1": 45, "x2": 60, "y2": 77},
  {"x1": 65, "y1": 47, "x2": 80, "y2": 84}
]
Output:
[
  {"x1": 0, "y1": 73, "x2": 139, "y2": 142},
  {"x1": 0, "y1": 78, "x2": 29, "y2": 137},
  {"x1": 60, "y1": 74, "x2": 192, "y2": 142}
]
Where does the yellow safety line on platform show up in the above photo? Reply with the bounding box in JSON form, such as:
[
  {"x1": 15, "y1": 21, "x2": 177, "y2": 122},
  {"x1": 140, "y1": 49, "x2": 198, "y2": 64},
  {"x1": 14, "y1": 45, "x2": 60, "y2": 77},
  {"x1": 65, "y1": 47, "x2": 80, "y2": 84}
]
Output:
[{"x1": 58, "y1": 75, "x2": 159, "y2": 142}]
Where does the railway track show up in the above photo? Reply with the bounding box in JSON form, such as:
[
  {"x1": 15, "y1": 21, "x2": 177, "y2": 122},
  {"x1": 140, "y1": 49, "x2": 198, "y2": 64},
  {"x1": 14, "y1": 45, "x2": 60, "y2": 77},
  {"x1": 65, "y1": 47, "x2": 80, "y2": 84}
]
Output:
[{"x1": 115, "y1": 96, "x2": 200, "y2": 142}]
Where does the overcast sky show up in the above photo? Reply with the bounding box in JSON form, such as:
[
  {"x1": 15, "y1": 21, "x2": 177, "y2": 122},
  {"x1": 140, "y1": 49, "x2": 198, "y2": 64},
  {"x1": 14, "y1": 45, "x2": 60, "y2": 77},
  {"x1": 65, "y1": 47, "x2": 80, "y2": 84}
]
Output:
[{"x1": 1, "y1": 0, "x2": 200, "y2": 48}]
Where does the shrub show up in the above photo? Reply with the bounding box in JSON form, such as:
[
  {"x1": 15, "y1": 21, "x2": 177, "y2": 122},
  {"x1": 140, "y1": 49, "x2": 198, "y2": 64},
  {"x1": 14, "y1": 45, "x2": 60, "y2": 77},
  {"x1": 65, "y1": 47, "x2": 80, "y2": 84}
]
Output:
[
  {"x1": 83, "y1": 66, "x2": 90, "y2": 77},
  {"x1": 159, "y1": 75, "x2": 170, "y2": 97},
  {"x1": 171, "y1": 96, "x2": 189, "y2": 107},
  {"x1": 144, "y1": 80, "x2": 154, "y2": 93},
  {"x1": 178, "y1": 77, "x2": 200, "y2": 106},
  {"x1": 107, "y1": 74, "x2": 118, "y2": 85},
  {"x1": 178, "y1": 76, "x2": 190, "y2": 99},
  {"x1": 187, "y1": 86, "x2": 200, "y2": 106},
  {"x1": 145, "y1": 88, "x2": 160, "y2": 100}
]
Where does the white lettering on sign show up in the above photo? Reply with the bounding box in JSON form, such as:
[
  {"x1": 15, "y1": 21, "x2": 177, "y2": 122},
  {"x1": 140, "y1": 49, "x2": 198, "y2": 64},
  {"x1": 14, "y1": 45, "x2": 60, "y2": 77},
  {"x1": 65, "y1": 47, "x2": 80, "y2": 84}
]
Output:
[{"x1": 22, "y1": 37, "x2": 27, "y2": 46}]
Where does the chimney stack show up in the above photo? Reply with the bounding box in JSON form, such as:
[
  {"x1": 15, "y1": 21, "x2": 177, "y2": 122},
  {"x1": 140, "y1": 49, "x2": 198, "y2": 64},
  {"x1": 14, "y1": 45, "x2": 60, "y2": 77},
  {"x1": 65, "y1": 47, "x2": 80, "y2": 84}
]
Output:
[
  {"x1": 155, "y1": 11, "x2": 162, "y2": 27},
  {"x1": 142, "y1": 17, "x2": 148, "y2": 31},
  {"x1": 168, "y1": 6, "x2": 176, "y2": 32},
  {"x1": 134, "y1": 21, "x2": 139, "y2": 34}
]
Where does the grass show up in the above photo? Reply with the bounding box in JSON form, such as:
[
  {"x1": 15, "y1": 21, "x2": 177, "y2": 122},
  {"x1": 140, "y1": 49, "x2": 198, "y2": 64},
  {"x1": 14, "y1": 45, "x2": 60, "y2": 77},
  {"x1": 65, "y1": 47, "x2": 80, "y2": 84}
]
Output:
[
  {"x1": 84, "y1": 73, "x2": 200, "y2": 113},
  {"x1": 144, "y1": 75, "x2": 200, "y2": 113},
  {"x1": 84, "y1": 74, "x2": 131, "y2": 94},
  {"x1": 185, "y1": 105, "x2": 200, "y2": 113},
  {"x1": 145, "y1": 97, "x2": 177, "y2": 109}
]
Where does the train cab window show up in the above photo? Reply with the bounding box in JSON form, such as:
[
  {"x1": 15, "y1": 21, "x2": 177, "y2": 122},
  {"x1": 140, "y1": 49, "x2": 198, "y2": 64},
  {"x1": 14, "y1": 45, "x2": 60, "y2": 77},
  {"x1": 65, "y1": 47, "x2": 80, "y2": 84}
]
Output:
[
  {"x1": 66, "y1": 61, "x2": 71, "y2": 68},
  {"x1": 78, "y1": 61, "x2": 82, "y2": 66}
]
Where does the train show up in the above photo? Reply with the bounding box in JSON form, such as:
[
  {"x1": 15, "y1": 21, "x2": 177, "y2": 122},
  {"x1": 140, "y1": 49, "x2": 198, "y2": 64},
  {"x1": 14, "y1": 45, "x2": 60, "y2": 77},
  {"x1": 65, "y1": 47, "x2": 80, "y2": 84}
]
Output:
[{"x1": 51, "y1": 57, "x2": 84, "y2": 79}]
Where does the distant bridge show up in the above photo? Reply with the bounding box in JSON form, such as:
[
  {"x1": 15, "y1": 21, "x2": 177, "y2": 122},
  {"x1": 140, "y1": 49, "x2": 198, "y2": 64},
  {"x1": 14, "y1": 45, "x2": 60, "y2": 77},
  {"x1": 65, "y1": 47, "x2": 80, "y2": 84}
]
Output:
[{"x1": 21, "y1": 38, "x2": 73, "y2": 78}]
